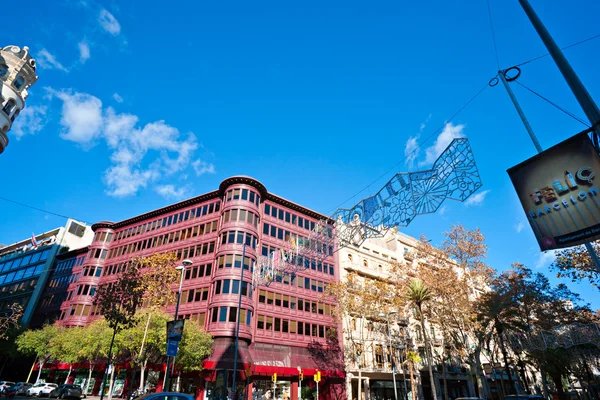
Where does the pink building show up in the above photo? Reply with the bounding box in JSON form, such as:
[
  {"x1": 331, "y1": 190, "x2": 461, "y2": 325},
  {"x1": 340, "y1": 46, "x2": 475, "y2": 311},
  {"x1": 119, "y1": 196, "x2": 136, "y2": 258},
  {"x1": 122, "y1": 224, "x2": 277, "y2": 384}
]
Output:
[{"x1": 56, "y1": 176, "x2": 344, "y2": 400}]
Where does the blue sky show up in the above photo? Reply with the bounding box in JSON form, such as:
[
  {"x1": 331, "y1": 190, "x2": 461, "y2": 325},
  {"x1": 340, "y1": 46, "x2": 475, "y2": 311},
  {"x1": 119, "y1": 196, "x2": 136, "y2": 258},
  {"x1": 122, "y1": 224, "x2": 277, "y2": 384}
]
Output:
[{"x1": 2, "y1": 0, "x2": 599, "y2": 307}]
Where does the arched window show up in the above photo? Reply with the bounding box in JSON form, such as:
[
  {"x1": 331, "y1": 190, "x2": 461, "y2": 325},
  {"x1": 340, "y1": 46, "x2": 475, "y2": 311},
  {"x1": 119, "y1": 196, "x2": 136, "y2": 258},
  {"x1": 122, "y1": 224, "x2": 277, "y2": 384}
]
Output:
[
  {"x1": 2, "y1": 99, "x2": 16, "y2": 115},
  {"x1": 347, "y1": 254, "x2": 353, "y2": 262},
  {"x1": 13, "y1": 76, "x2": 24, "y2": 90},
  {"x1": 378, "y1": 264, "x2": 383, "y2": 272},
  {"x1": 363, "y1": 259, "x2": 368, "y2": 267},
  {"x1": 10, "y1": 108, "x2": 20, "y2": 122}
]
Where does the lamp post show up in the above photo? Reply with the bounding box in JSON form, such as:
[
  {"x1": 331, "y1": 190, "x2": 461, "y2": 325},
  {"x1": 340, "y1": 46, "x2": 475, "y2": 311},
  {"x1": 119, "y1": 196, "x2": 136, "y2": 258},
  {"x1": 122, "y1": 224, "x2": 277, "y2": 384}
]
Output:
[
  {"x1": 379, "y1": 311, "x2": 398, "y2": 400},
  {"x1": 164, "y1": 259, "x2": 192, "y2": 392}
]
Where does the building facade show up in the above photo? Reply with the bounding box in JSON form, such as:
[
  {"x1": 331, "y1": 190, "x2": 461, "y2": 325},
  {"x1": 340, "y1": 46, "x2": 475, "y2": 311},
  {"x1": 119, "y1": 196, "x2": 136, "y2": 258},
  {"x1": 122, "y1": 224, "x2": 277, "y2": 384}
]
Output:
[
  {"x1": 0, "y1": 219, "x2": 92, "y2": 326},
  {"x1": 337, "y1": 227, "x2": 477, "y2": 400},
  {"x1": 52, "y1": 176, "x2": 343, "y2": 400},
  {"x1": 0, "y1": 45, "x2": 38, "y2": 154},
  {"x1": 31, "y1": 246, "x2": 88, "y2": 328}
]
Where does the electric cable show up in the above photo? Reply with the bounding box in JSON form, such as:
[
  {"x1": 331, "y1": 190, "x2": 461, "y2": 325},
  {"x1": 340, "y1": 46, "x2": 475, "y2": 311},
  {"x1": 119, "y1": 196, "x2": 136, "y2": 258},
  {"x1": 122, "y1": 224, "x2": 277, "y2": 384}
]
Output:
[
  {"x1": 0, "y1": 196, "x2": 73, "y2": 220},
  {"x1": 487, "y1": 0, "x2": 501, "y2": 69},
  {"x1": 513, "y1": 80, "x2": 590, "y2": 127},
  {"x1": 327, "y1": 80, "x2": 492, "y2": 215},
  {"x1": 514, "y1": 33, "x2": 600, "y2": 67}
]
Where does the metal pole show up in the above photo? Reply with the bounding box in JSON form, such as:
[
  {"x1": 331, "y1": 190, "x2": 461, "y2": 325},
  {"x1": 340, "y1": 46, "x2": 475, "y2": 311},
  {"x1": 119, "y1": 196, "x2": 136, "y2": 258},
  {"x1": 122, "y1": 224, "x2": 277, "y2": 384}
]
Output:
[
  {"x1": 498, "y1": 69, "x2": 600, "y2": 270},
  {"x1": 498, "y1": 71, "x2": 542, "y2": 153},
  {"x1": 100, "y1": 328, "x2": 117, "y2": 400},
  {"x1": 232, "y1": 244, "x2": 247, "y2": 400},
  {"x1": 518, "y1": 0, "x2": 600, "y2": 272},
  {"x1": 386, "y1": 317, "x2": 398, "y2": 400},
  {"x1": 164, "y1": 267, "x2": 185, "y2": 392}
]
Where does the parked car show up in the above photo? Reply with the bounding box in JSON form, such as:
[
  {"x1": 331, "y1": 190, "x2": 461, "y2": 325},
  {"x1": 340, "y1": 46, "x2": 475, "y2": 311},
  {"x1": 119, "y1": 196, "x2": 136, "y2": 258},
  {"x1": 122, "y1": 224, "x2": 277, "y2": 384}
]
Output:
[
  {"x1": 4, "y1": 383, "x2": 32, "y2": 397},
  {"x1": 49, "y1": 384, "x2": 82, "y2": 399},
  {"x1": 0, "y1": 382, "x2": 15, "y2": 394},
  {"x1": 28, "y1": 383, "x2": 59, "y2": 397}
]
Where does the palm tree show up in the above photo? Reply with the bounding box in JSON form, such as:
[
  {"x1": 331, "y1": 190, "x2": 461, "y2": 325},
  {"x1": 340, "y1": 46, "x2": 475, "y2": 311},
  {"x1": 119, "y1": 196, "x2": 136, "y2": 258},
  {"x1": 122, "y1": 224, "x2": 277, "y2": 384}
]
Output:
[
  {"x1": 406, "y1": 279, "x2": 438, "y2": 400},
  {"x1": 405, "y1": 350, "x2": 422, "y2": 400}
]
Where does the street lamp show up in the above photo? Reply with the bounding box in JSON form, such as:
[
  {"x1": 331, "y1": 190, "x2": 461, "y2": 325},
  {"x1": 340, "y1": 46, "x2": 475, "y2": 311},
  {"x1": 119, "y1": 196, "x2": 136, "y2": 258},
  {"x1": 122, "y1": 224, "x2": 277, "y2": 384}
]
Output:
[
  {"x1": 379, "y1": 311, "x2": 398, "y2": 400},
  {"x1": 164, "y1": 259, "x2": 193, "y2": 391}
]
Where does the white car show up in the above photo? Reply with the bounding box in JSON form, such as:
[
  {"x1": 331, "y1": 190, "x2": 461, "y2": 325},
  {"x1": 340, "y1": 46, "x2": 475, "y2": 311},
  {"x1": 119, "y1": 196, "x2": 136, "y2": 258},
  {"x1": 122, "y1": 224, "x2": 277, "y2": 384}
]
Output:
[
  {"x1": 0, "y1": 381, "x2": 15, "y2": 393},
  {"x1": 28, "y1": 383, "x2": 58, "y2": 397}
]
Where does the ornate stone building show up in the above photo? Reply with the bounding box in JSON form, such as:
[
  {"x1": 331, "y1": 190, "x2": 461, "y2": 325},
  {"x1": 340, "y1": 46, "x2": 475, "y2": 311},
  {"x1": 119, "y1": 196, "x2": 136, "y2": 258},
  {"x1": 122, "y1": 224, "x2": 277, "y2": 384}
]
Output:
[{"x1": 0, "y1": 45, "x2": 38, "y2": 154}]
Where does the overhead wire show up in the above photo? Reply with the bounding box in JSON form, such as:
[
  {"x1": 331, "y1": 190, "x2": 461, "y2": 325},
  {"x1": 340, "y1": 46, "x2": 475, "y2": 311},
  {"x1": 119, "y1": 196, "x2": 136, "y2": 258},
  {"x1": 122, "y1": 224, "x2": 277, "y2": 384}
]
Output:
[
  {"x1": 513, "y1": 80, "x2": 590, "y2": 127},
  {"x1": 487, "y1": 0, "x2": 501, "y2": 69},
  {"x1": 327, "y1": 80, "x2": 492, "y2": 215},
  {"x1": 0, "y1": 196, "x2": 73, "y2": 220},
  {"x1": 514, "y1": 33, "x2": 600, "y2": 67}
]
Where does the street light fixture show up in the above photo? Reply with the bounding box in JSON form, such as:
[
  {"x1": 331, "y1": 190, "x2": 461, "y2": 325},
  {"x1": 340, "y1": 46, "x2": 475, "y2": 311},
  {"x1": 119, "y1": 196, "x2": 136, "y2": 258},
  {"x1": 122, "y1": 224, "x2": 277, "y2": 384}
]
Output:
[{"x1": 165, "y1": 259, "x2": 193, "y2": 391}]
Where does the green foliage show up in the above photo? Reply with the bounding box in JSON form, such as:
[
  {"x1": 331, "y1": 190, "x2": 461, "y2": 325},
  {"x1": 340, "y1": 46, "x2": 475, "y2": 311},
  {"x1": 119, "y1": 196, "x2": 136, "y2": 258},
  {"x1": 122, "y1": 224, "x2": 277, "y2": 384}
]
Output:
[
  {"x1": 49, "y1": 327, "x2": 82, "y2": 365},
  {"x1": 79, "y1": 318, "x2": 115, "y2": 363},
  {"x1": 175, "y1": 319, "x2": 213, "y2": 372},
  {"x1": 405, "y1": 278, "x2": 432, "y2": 308},
  {"x1": 16, "y1": 324, "x2": 59, "y2": 361},
  {"x1": 93, "y1": 262, "x2": 145, "y2": 331},
  {"x1": 118, "y1": 309, "x2": 170, "y2": 365}
]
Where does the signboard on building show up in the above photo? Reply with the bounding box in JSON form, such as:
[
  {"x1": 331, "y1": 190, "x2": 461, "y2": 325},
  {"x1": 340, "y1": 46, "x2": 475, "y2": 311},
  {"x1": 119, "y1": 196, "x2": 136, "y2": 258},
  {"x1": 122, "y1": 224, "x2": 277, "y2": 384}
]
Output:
[{"x1": 508, "y1": 132, "x2": 600, "y2": 251}]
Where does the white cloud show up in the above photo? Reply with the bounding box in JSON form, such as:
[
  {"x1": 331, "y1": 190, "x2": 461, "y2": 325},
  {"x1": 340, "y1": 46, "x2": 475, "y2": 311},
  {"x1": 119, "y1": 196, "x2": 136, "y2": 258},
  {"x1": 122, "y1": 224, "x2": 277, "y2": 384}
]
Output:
[
  {"x1": 419, "y1": 122, "x2": 466, "y2": 166},
  {"x1": 98, "y1": 9, "x2": 121, "y2": 35},
  {"x1": 404, "y1": 115, "x2": 431, "y2": 168},
  {"x1": 192, "y1": 160, "x2": 215, "y2": 176},
  {"x1": 535, "y1": 250, "x2": 557, "y2": 269},
  {"x1": 112, "y1": 93, "x2": 123, "y2": 103},
  {"x1": 404, "y1": 135, "x2": 420, "y2": 168},
  {"x1": 37, "y1": 49, "x2": 69, "y2": 72},
  {"x1": 155, "y1": 184, "x2": 188, "y2": 200},
  {"x1": 515, "y1": 221, "x2": 525, "y2": 233},
  {"x1": 439, "y1": 205, "x2": 448, "y2": 216},
  {"x1": 47, "y1": 89, "x2": 104, "y2": 146},
  {"x1": 78, "y1": 41, "x2": 91, "y2": 63},
  {"x1": 464, "y1": 189, "x2": 490, "y2": 207},
  {"x1": 10, "y1": 106, "x2": 47, "y2": 139},
  {"x1": 48, "y1": 88, "x2": 209, "y2": 197}
]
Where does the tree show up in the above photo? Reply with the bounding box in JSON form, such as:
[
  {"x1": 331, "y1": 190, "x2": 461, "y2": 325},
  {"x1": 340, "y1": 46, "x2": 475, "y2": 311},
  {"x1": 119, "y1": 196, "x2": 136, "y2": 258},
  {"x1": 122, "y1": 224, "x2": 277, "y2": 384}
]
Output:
[
  {"x1": 0, "y1": 303, "x2": 22, "y2": 340},
  {"x1": 49, "y1": 327, "x2": 83, "y2": 383},
  {"x1": 175, "y1": 319, "x2": 213, "y2": 372},
  {"x1": 135, "y1": 253, "x2": 180, "y2": 390},
  {"x1": 551, "y1": 243, "x2": 600, "y2": 288},
  {"x1": 406, "y1": 279, "x2": 438, "y2": 400},
  {"x1": 78, "y1": 318, "x2": 115, "y2": 395},
  {"x1": 93, "y1": 261, "x2": 145, "y2": 400},
  {"x1": 405, "y1": 351, "x2": 422, "y2": 400},
  {"x1": 118, "y1": 309, "x2": 171, "y2": 391},
  {"x1": 413, "y1": 226, "x2": 494, "y2": 400},
  {"x1": 477, "y1": 263, "x2": 597, "y2": 400},
  {"x1": 15, "y1": 324, "x2": 59, "y2": 383}
]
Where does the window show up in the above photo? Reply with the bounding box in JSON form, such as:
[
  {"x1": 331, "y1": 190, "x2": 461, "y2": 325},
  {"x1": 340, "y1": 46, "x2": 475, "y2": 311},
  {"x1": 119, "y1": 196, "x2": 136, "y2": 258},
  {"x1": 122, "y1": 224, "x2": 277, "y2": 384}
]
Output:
[
  {"x1": 229, "y1": 307, "x2": 237, "y2": 322},
  {"x1": 0, "y1": 64, "x2": 7, "y2": 77},
  {"x1": 2, "y1": 99, "x2": 16, "y2": 115},
  {"x1": 219, "y1": 306, "x2": 228, "y2": 322},
  {"x1": 13, "y1": 76, "x2": 25, "y2": 90}
]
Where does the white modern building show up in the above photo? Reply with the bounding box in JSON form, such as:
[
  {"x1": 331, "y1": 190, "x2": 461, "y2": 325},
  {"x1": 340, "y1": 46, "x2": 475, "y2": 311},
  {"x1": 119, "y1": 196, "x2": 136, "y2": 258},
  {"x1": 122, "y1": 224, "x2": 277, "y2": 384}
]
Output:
[
  {"x1": 0, "y1": 45, "x2": 38, "y2": 154},
  {"x1": 0, "y1": 219, "x2": 93, "y2": 325}
]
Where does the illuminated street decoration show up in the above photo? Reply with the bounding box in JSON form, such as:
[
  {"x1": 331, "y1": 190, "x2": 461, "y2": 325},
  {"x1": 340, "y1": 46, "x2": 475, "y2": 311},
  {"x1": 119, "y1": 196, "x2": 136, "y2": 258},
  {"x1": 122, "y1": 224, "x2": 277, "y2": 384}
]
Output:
[{"x1": 253, "y1": 138, "x2": 483, "y2": 287}]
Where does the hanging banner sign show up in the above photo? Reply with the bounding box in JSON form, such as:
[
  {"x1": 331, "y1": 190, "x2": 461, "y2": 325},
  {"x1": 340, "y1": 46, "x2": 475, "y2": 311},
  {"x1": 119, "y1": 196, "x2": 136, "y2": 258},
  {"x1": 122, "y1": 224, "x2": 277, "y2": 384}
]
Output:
[
  {"x1": 166, "y1": 319, "x2": 185, "y2": 342},
  {"x1": 508, "y1": 132, "x2": 600, "y2": 251}
]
